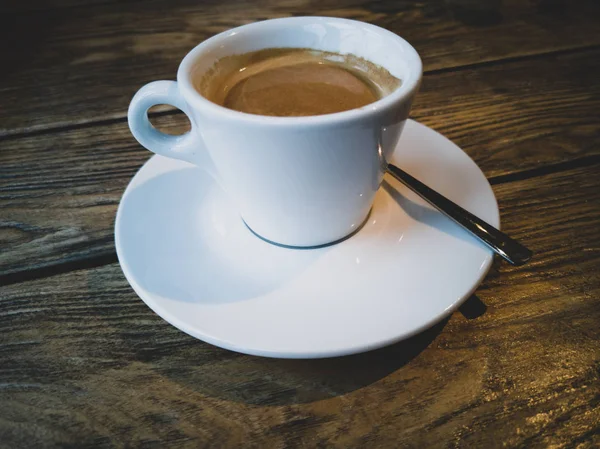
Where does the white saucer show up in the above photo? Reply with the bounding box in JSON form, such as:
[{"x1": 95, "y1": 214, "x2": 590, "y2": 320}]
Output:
[{"x1": 115, "y1": 120, "x2": 499, "y2": 359}]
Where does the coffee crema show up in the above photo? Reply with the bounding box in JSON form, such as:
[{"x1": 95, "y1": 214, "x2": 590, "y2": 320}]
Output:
[{"x1": 195, "y1": 48, "x2": 401, "y2": 117}]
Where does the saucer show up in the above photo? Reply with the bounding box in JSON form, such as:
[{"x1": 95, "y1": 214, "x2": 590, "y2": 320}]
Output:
[{"x1": 115, "y1": 119, "x2": 499, "y2": 358}]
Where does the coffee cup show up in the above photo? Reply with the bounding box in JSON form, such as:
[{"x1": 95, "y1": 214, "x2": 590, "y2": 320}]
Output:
[{"x1": 128, "y1": 16, "x2": 422, "y2": 247}]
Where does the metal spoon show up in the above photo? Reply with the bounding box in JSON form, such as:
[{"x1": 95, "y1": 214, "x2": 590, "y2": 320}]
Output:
[{"x1": 385, "y1": 163, "x2": 533, "y2": 266}]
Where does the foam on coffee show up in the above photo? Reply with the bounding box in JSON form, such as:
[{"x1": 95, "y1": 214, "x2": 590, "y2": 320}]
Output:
[{"x1": 195, "y1": 48, "x2": 401, "y2": 117}]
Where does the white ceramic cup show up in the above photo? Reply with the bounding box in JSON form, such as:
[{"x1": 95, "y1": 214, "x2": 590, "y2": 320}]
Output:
[{"x1": 128, "y1": 17, "x2": 422, "y2": 247}]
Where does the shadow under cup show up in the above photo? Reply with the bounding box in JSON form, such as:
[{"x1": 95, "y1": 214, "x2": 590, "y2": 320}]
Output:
[{"x1": 175, "y1": 17, "x2": 423, "y2": 248}]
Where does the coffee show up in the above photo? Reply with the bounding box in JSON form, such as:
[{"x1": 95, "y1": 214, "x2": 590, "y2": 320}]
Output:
[{"x1": 195, "y1": 48, "x2": 401, "y2": 117}]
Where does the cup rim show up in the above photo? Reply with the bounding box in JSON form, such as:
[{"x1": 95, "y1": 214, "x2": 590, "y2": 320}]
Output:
[{"x1": 177, "y1": 16, "x2": 422, "y2": 126}]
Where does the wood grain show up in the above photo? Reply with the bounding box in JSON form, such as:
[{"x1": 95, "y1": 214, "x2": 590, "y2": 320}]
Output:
[
  {"x1": 2, "y1": 46, "x2": 599, "y2": 280},
  {"x1": 0, "y1": 0, "x2": 128, "y2": 14},
  {"x1": 1, "y1": 0, "x2": 600, "y2": 135},
  {"x1": 1, "y1": 165, "x2": 599, "y2": 448}
]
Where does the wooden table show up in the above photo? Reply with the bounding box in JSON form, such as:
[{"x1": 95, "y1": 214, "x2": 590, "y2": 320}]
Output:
[{"x1": 1, "y1": 0, "x2": 599, "y2": 447}]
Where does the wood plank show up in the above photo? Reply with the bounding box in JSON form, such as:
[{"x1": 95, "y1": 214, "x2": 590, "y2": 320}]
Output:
[
  {"x1": 1, "y1": 0, "x2": 139, "y2": 13},
  {"x1": 0, "y1": 0, "x2": 125, "y2": 14},
  {"x1": 414, "y1": 47, "x2": 600, "y2": 174},
  {"x1": 1, "y1": 0, "x2": 600, "y2": 135},
  {"x1": 1, "y1": 165, "x2": 599, "y2": 448},
  {"x1": 2, "y1": 47, "x2": 599, "y2": 279}
]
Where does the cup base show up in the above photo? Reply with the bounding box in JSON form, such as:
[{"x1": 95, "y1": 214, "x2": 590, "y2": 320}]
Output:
[{"x1": 242, "y1": 209, "x2": 372, "y2": 250}]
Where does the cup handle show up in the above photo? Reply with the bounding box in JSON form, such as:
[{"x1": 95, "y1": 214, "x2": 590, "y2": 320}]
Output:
[{"x1": 128, "y1": 80, "x2": 213, "y2": 170}]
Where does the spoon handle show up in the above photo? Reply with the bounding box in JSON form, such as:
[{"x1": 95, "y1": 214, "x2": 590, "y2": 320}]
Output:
[{"x1": 386, "y1": 163, "x2": 533, "y2": 266}]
